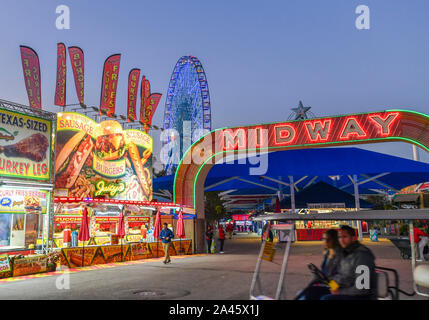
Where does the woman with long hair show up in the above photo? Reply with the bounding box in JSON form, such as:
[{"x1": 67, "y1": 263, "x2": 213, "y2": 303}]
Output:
[
  {"x1": 321, "y1": 229, "x2": 341, "y2": 277},
  {"x1": 298, "y1": 229, "x2": 342, "y2": 300}
]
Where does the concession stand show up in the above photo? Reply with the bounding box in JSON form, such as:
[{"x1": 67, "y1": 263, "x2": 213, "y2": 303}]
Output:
[
  {"x1": 51, "y1": 112, "x2": 193, "y2": 269},
  {"x1": 0, "y1": 100, "x2": 56, "y2": 279},
  {"x1": 232, "y1": 214, "x2": 253, "y2": 232},
  {"x1": 285, "y1": 207, "x2": 357, "y2": 241},
  {"x1": 53, "y1": 197, "x2": 193, "y2": 268}
]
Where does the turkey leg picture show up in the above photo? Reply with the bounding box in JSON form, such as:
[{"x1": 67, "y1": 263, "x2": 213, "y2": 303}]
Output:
[{"x1": 0, "y1": 133, "x2": 49, "y2": 162}]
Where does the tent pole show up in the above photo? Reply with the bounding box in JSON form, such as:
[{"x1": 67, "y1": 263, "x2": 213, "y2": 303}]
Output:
[
  {"x1": 412, "y1": 145, "x2": 420, "y2": 161},
  {"x1": 289, "y1": 176, "x2": 295, "y2": 213},
  {"x1": 353, "y1": 174, "x2": 363, "y2": 241}
]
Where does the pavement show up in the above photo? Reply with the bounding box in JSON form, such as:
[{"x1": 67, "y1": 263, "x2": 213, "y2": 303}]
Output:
[{"x1": 0, "y1": 237, "x2": 428, "y2": 300}]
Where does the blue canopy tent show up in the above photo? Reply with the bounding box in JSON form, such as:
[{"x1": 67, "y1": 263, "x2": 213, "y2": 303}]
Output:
[
  {"x1": 154, "y1": 147, "x2": 429, "y2": 211},
  {"x1": 278, "y1": 181, "x2": 374, "y2": 209}
]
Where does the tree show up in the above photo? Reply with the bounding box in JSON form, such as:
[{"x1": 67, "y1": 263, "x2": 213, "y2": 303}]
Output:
[{"x1": 204, "y1": 191, "x2": 228, "y2": 224}]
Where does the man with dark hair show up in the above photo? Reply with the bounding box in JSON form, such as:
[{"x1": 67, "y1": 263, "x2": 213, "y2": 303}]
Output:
[
  {"x1": 159, "y1": 223, "x2": 174, "y2": 264},
  {"x1": 321, "y1": 225, "x2": 377, "y2": 300}
]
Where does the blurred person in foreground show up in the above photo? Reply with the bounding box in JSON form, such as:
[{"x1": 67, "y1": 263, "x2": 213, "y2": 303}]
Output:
[
  {"x1": 298, "y1": 229, "x2": 342, "y2": 300},
  {"x1": 321, "y1": 225, "x2": 377, "y2": 300}
]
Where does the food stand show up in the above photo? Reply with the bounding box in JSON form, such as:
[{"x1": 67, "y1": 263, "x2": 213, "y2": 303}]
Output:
[
  {"x1": 0, "y1": 100, "x2": 56, "y2": 278},
  {"x1": 0, "y1": 108, "x2": 195, "y2": 279},
  {"x1": 283, "y1": 206, "x2": 357, "y2": 241},
  {"x1": 52, "y1": 113, "x2": 194, "y2": 268},
  {"x1": 231, "y1": 214, "x2": 253, "y2": 232},
  {"x1": 53, "y1": 197, "x2": 193, "y2": 268}
]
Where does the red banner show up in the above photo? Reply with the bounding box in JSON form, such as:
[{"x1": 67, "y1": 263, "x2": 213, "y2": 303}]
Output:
[
  {"x1": 127, "y1": 68, "x2": 140, "y2": 122},
  {"x1": 100, "y1": 54, "x2": 121, "y2": 116},
  {"x1": 20, "y1": 46, "x2": 42, "y2": 109},
  {"x1": 140, "y1": 76, "x2": 150, "y2": 122},
  {"x1": 54, "y1": 43, "x2": 66, "y2": 106},
  {"x1": 143, "y1": 93, "x2": 162, "y2": 133},
  {"x1": 68, "y1": 46, "x2": 84, "y2": 104}
]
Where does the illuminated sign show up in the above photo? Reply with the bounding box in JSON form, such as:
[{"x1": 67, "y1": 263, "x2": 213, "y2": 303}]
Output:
[
  {"x1": 0, "y1": 106, "x2": 52, "y2": 181},
  {"x1": 220, "y1": 112, "x2": 402, "y2": 151},
  {"x1": 94, "y1": 180, "x2": 126, "y2": 197},
  {"x1": 173, "y1": 109, "x2": 429, "y2": 213},
  {"x1": 55, "y1": 112, "x2": 153, "y2": 201},
  {"x1": 0, "y1": 187, "x2": 48, "y2": 214}
]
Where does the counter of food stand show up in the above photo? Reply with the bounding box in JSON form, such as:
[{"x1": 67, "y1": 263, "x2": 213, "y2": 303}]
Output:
[{"x1": 58, "y1": 239, "x2": 193, "y2": 268}]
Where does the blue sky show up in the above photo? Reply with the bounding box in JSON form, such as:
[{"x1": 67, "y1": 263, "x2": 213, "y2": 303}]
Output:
[{"x1": 0, "y1": 0, "x2": 428, "y2": 163}]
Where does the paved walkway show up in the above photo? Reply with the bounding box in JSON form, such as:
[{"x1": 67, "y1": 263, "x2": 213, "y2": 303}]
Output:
[{"x1": 0, "y1": 238, "x2": 427, "y2": 300}]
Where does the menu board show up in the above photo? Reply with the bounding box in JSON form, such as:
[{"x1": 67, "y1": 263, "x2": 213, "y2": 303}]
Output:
[
  {"x1": 0, "y1": 107, "x2": 52, "y2": 181},
  {"x1": 13, "y1": 255, "x2": 47, "y2": 277},
  {"x1": 0, "y1": 254, "x2": 11, "y2": 273},
  {"x1": 0, "y1": 187, "x2": 48, "y2": 214},
  {"x1": 55, "y1": 112, "x2": 153, "y2": 201}
]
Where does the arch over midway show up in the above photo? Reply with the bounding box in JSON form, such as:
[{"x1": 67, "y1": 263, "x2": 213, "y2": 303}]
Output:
[{"x1": 174, "y1": 110, "x2": 429, "y2": 215}]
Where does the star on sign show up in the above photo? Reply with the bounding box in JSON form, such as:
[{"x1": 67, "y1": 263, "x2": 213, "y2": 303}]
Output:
[{"x1": 291, "y1": 100, "x2": 311, "y2": 120}]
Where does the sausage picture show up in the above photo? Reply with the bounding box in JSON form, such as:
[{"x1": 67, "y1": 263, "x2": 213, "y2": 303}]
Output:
[
  {"x1": 128, "y1": 142, "x2": 151, "y2": 197},
  {"x1": 55, "y1": 132, "x2": 94, "y2": 189}
]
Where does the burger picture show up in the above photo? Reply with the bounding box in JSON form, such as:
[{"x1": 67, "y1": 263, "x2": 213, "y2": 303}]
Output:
[{"x1": 94, "y1": 120, "x2": 126, "y2": 161}]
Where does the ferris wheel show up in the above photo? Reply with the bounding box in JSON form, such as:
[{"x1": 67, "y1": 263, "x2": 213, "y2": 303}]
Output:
[{"x1": 163, "y1": 56, "x2": 211, "y2": 174}]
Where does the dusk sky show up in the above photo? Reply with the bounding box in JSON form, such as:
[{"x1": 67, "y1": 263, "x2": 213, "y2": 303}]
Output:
[{"x1": 0, "y1": 0, "x2": 428, "y2": 164}]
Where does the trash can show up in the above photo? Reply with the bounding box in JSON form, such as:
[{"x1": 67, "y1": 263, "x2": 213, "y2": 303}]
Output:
[{"x1": 370, "y1": 229, "x2": 378, "y2": 242}]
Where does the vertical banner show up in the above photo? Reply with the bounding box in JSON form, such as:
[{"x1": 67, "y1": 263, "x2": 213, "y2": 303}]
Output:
[
  {"x1": 68, "y1": 46, "x2": 85, "y2": 104},
  {"x1": 140, "y1": 76, "x2": 150, "y2": 122},
  {"x1": 20, "y1": 46, "x2": 42, "y2": 109},
  {"x1": 99, "y1": 54, "x2": 121, "y2": 116},
  {"x1": 54, "y1": 43, "x2": 66, "y2": 107},
  {"x1": 127, "y1": 68, "x2": 141, "y2": 122},
  {"x1": 143, "y1": 93, "x2": 162, "y2": 133}
]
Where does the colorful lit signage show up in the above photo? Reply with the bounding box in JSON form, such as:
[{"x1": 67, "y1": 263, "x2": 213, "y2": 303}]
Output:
[
  {"x1": 220, "y1": 112, "x2": 401, "y2": 151},
  {"x1": 0, "y1": 188, "x2": 48, "y2": 214},
  {"x1": 94, "y1": 180, "x2": 126, "y2": 197},
  {"x1": 0, "y1": 107, "x2": 52, "y2": 181},
  {"x1": 55, "y1": 112, "x2": 153, "y2": 201},
  {"x1": 173, "y1": 109, "x2": 429, "y2": 211}
]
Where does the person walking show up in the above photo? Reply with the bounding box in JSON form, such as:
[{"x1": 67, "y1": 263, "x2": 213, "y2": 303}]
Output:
[
  {"x1": 262, "y1": 222, "x2": 273, "y2": 242},
  {"x1": 159, "y1": 223, "x2": 174, "y2": 264},
  {"x1": 218, "y1": 225, "x2": 226, "y2": 253},
  {"x1": 411, "y1": 224, "x2": 429, "y2": 261},
  {"x1": 226, "y1": 222, "x2": 233, "y2": 239},
  {"x1": 206, "y1": 225, "x2": 214, "y2": 254}
]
